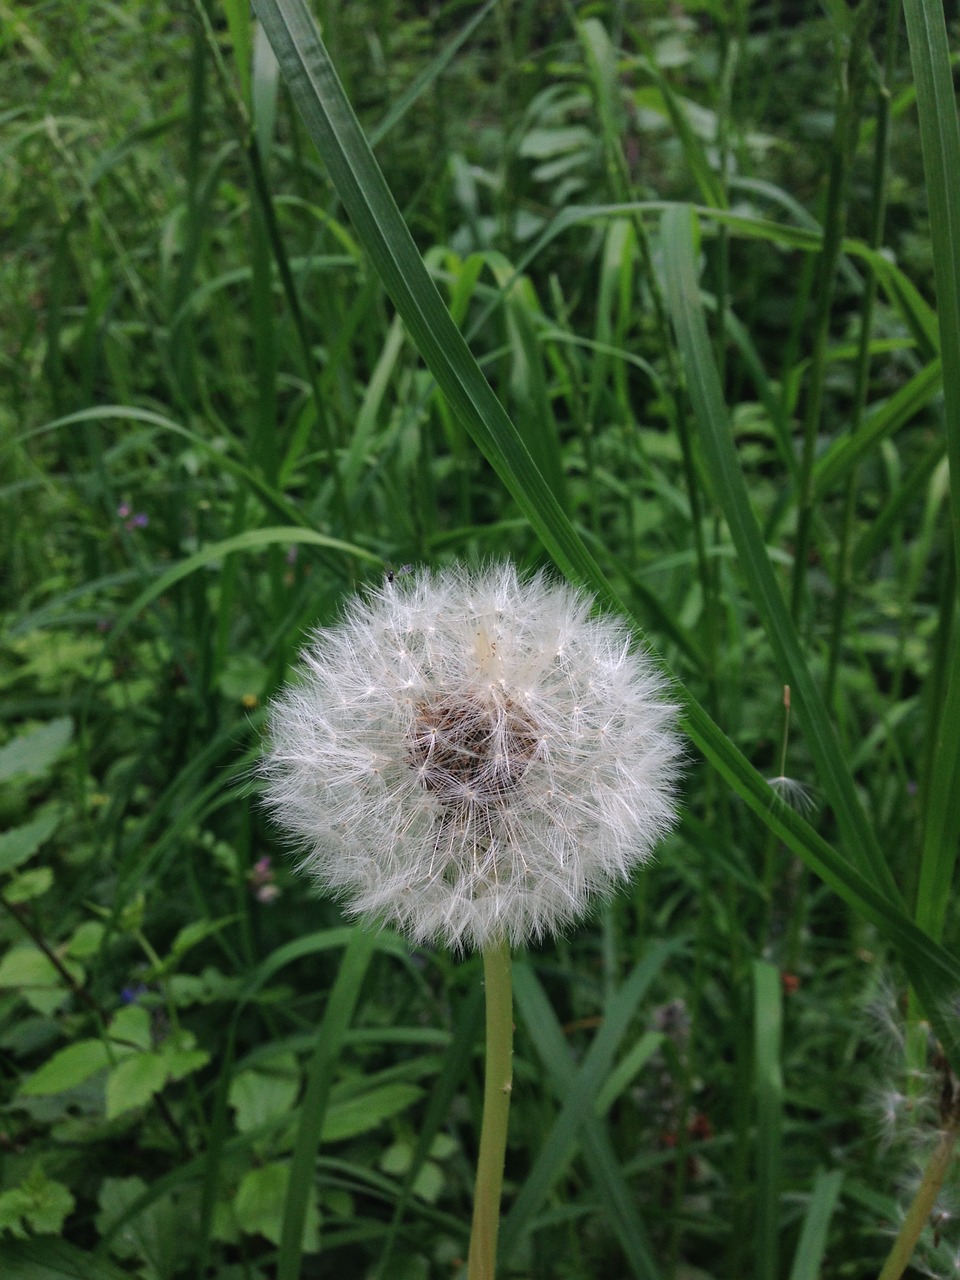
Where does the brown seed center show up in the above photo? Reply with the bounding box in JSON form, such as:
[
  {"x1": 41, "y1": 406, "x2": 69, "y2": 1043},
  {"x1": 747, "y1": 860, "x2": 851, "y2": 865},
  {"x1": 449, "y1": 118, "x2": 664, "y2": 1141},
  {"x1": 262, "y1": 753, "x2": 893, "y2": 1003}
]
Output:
[{"x1": 407, "y1": 693, "x2": 539, "y2": 807}]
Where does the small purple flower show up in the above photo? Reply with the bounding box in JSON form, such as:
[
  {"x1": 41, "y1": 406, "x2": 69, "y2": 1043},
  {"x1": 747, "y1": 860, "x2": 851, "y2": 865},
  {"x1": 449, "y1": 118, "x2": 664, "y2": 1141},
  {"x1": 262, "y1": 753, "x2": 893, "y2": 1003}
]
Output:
[
  {"x1": 117, "y1": 503, "x2": 131, "y2": 519},
  {"x1": 120, "y1": 982, "x2": 148, "y2": 1005},
  {"x1": 248, "y1": 855, "x2": 281, "y2": 902}
]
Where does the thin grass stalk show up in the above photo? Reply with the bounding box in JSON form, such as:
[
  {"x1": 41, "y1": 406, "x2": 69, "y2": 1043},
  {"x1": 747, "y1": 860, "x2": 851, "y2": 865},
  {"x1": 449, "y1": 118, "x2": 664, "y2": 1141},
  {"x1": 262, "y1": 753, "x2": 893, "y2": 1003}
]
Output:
[
  {"x1": 790, "y1": 0, "x2": 879, "y2": 622},
  {"x1": 902, "y1": 0, "x2": 960, "y2": 596},
  {"x1": 467, "y1": 939, "x2": 513, "y2": 1280},
  {"x1": 188, "y1": 0, "x2": 354, "y2": 547},
  {"x1": 277, "y1": 927, "x2": 376, "y2": 1280},
  {"x1": 825, "y1": 0, "x2": 899, "y2": 706},
  {"x1": 753, "y1": 960, "x2": 784, "y2": 1280},
  {"x1": 582, "y1": 17, "x2": 722, "y2": 706},
  {"x1": 902, "y1": 0, "x2": 960, "y2": 1086}
]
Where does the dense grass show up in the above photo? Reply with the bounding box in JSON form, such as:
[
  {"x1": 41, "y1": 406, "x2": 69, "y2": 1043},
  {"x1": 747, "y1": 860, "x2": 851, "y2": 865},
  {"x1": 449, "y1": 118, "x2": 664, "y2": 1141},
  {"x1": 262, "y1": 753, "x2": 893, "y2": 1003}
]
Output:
[{"x1": 2, "y1": 2, "x2": 959, "y2": 1278}]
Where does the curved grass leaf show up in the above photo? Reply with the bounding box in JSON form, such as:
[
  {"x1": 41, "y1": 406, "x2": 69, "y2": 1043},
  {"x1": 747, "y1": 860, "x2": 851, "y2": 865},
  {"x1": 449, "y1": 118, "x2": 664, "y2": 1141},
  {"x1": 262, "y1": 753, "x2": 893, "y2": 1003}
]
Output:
[
  {"x1": 902, "y1": 0, "x2": 960, "y2": 960},
  {"x1": 660, "y1": 203, "x2": 898, "y2": 905}
]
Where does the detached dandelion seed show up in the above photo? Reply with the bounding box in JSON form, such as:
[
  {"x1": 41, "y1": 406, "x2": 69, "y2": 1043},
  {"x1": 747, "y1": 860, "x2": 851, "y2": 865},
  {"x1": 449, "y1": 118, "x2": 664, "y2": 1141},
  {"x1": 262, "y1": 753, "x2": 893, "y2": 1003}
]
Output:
[
  {"x1": 261, "y1": 561, "x2": 682, "y2": 951},
  {"x1": 261, "y1": 561, "x2": 682, "y2": 1279}
]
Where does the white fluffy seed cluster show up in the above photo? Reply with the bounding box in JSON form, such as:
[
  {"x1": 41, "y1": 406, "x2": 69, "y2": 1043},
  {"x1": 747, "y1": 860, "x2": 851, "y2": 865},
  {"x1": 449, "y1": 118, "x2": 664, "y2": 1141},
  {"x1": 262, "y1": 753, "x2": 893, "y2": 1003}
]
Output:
[{"x1": 261, "y1": 563, "x2": 682, "y2": 952}]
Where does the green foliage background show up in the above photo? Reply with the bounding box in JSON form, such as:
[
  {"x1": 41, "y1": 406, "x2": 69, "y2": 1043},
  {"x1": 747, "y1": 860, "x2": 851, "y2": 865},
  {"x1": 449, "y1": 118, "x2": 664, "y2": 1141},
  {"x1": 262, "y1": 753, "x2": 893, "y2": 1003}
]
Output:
[{"x1": 1, "y1": 1, "x2": 959, "y2": 1277}]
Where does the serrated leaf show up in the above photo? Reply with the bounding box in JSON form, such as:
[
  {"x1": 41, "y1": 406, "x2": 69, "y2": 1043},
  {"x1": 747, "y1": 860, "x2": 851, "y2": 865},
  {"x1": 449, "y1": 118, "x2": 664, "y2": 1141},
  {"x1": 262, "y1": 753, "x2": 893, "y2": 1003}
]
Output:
[
  {"x1": 20, "y1": 1040, "x2": 110, "y2": 1096},
  {"x1": 0, "y1": 807, "x2": 61, "y2": 876},
  {"x1": 105, "y1": 1052, "x2": 168, "y2": 1119},
  {"x1": 0, "y1": 719, "x2": 72, "y2": 782},
  {"x1": 15, "y1": 1168, "x2": 75, "y2": 1236},
  {"x1": 0, "y1": 1189, "x2": 31, "y2": 1238}
]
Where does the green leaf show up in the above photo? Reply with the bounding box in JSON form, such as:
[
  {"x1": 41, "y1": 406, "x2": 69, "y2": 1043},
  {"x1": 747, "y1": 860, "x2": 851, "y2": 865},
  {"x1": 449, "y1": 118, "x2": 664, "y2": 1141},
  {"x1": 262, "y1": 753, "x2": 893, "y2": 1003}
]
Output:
[
  {"x1": 322, "y1": 1083, "x2": 422, "y2": 1142},
  {"x1": 0, "y1": 1167, "x2": 74, "y2": 1241},
  {"x1": 105, "y1": 1052, "x2": 169, "y2": 1119},
  {"x1": 109, "y1": 1004, "x2": 152, "y2": 1052},
  {"x1": 0, "y1": 947, "x2": 58, "y2": 989},
  {"x1": 0, "y1": 946, "x2": 84, "y2": 1014},
  {"x1": 230, "y1": 1052, "x2": 300, "y2": 1132},
  {"x1": 162, "y1": 1046, "x2": 210, "y2": 1083},
  {"x1": 0, "y1": 719, "x2": 72, "y2": 782},
  {"x1": 64, "y1": 921, "x2": 105, "y2": 960},
  {"x1": 235, "y1": 1162, "x2": 320, "y2": 1252},
  {"x1": 170, "y1": 915, "x2": 240, "y2": 960},
  {"x1": 0, "y1": 806, "x2": 61, "y2": 875},
  {"x1": 0, "y1": 1189, "x2": 31, "y2": 1239},
  {"x1": 5, "y1": 867, "x2": 53, "y2": 903},
  {"x1": 20, "y1": 1041, "x2": 109, "y2": 1097},
  {"x1": 0, "y1": 1236, "x2": 132, "y2": 1280}
]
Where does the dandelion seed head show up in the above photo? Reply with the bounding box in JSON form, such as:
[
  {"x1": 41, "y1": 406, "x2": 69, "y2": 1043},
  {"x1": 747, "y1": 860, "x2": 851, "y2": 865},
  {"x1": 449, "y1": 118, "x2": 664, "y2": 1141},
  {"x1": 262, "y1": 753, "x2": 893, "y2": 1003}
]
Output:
[{"x1": 261, "y1": 562, "x2": 682, "y2": 951}]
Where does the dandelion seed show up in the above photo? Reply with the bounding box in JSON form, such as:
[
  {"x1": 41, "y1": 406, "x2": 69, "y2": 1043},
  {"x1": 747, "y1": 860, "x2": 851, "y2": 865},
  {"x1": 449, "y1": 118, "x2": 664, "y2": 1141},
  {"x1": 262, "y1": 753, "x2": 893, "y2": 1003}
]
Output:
[
  {"x1": 766, "y1": 774, "x2": 817, "y2": 816},
  {"x1": 261, "y1": 562, "x2": 682, "y2": 951}
]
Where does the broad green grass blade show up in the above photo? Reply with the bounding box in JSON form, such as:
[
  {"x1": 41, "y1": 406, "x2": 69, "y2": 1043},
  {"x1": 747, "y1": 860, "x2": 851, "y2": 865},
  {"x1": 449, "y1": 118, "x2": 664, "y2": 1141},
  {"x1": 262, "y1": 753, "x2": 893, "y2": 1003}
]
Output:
[
  {"x1": 902, "y1": 0, "x2": 960, "y2": 587},
  {"x1": 812, "y1": 360, "x2": 943, "y2": 499},
  {"x1": 251, "y1": 0, "x2": 605, "y2": 597},
  {"x1": 788, "y1": 1169, "x2": 843, "y2": 1280},
  {"x1": 368, "y1": 0, "x2": 496, "y2": 147},
  {"x1": 915, "y1": 627, "x2": 960, "y2": 943},
  {"x1": 510, "y1": 956, "x2": 670, "y2": 1280},
  {"x1": 504, "y1": 941, "x2": 681, "y2": 1262},
  {"x1": 660, "y1": 203, "x2": 898, "y2": 904},
  {"x1": 0, "y1": 1237, "x2": 133, "y2": 1280},
  {"x1": 753, "y1": 960, "x2": 784, "y2": 1280},
  {"x1": 902, "y1": 0, "x2": 960, "y2": 957},
  {"x1": 278, "y1": 926, "x2": 377, "y2": 1279}
]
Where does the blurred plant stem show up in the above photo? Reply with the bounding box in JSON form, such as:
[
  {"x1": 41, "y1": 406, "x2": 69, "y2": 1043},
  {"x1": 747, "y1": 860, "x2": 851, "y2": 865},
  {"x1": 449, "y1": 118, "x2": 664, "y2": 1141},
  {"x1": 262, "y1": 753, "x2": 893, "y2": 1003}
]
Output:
[{"x1": 877, "y1": 1122, "x2": 958, "y2": 1280}]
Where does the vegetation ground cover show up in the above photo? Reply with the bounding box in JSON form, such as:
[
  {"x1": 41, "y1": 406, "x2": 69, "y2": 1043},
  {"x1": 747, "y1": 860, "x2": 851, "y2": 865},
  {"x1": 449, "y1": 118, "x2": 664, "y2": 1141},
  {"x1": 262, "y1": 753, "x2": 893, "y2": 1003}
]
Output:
[{"x1": 1, "y1": 2, "x2": 959, "y2": 1277}]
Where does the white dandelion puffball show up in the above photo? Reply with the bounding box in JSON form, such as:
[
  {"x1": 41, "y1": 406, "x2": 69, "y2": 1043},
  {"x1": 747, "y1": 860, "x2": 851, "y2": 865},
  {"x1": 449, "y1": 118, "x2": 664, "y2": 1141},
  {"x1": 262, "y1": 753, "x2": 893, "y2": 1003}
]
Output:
[{"x1": 262, "y1": 562, "x2": 681, "y2": 951}]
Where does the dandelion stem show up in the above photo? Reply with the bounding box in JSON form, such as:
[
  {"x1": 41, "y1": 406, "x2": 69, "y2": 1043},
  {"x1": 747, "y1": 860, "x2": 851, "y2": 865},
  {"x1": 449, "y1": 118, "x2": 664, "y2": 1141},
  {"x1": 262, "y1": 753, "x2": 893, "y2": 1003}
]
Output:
[
  {"x1": 876, "y1": 1123, "x2": 958, "y2": 1280},
  {"x1": 467, "y1": 937, "x2": 513, "y2": 1280}
]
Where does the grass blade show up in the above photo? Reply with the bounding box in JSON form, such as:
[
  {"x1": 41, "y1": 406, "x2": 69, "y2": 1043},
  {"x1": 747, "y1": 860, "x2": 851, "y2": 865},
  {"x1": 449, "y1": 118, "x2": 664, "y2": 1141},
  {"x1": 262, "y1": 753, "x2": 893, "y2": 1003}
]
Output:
[
  {"x1": 251, "y1": 0, "x2": 606, "y2": 598},
  {"x1": 509, "y1": 953, "x2": 675, "y2": 1279},
  {"x1": 753, "y1": 960, "x2": 784, "y2": 1280},
  {"x1": 902, "y1": 0, "x2": 960, "y2": 588},
  {"x1": 788, "y1": 1169, "x2": 843, "y2": 1280},
  {"x1": 660, "y1": 202, "x2": 898, "y2": 905},
  {"x1": 278, "y1": 926, "x2": 377, "y2": 1279}
]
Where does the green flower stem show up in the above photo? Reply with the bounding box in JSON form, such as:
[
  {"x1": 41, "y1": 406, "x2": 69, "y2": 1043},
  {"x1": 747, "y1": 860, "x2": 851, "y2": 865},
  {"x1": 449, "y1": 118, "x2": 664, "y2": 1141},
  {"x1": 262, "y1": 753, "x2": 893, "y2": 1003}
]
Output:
[
  {"x1": 877, "y1": 1124, "x2": 958, "y2": 1280},
  {"x1": 468, "y1": 938, "x2": 514, "y2": 1280}
]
